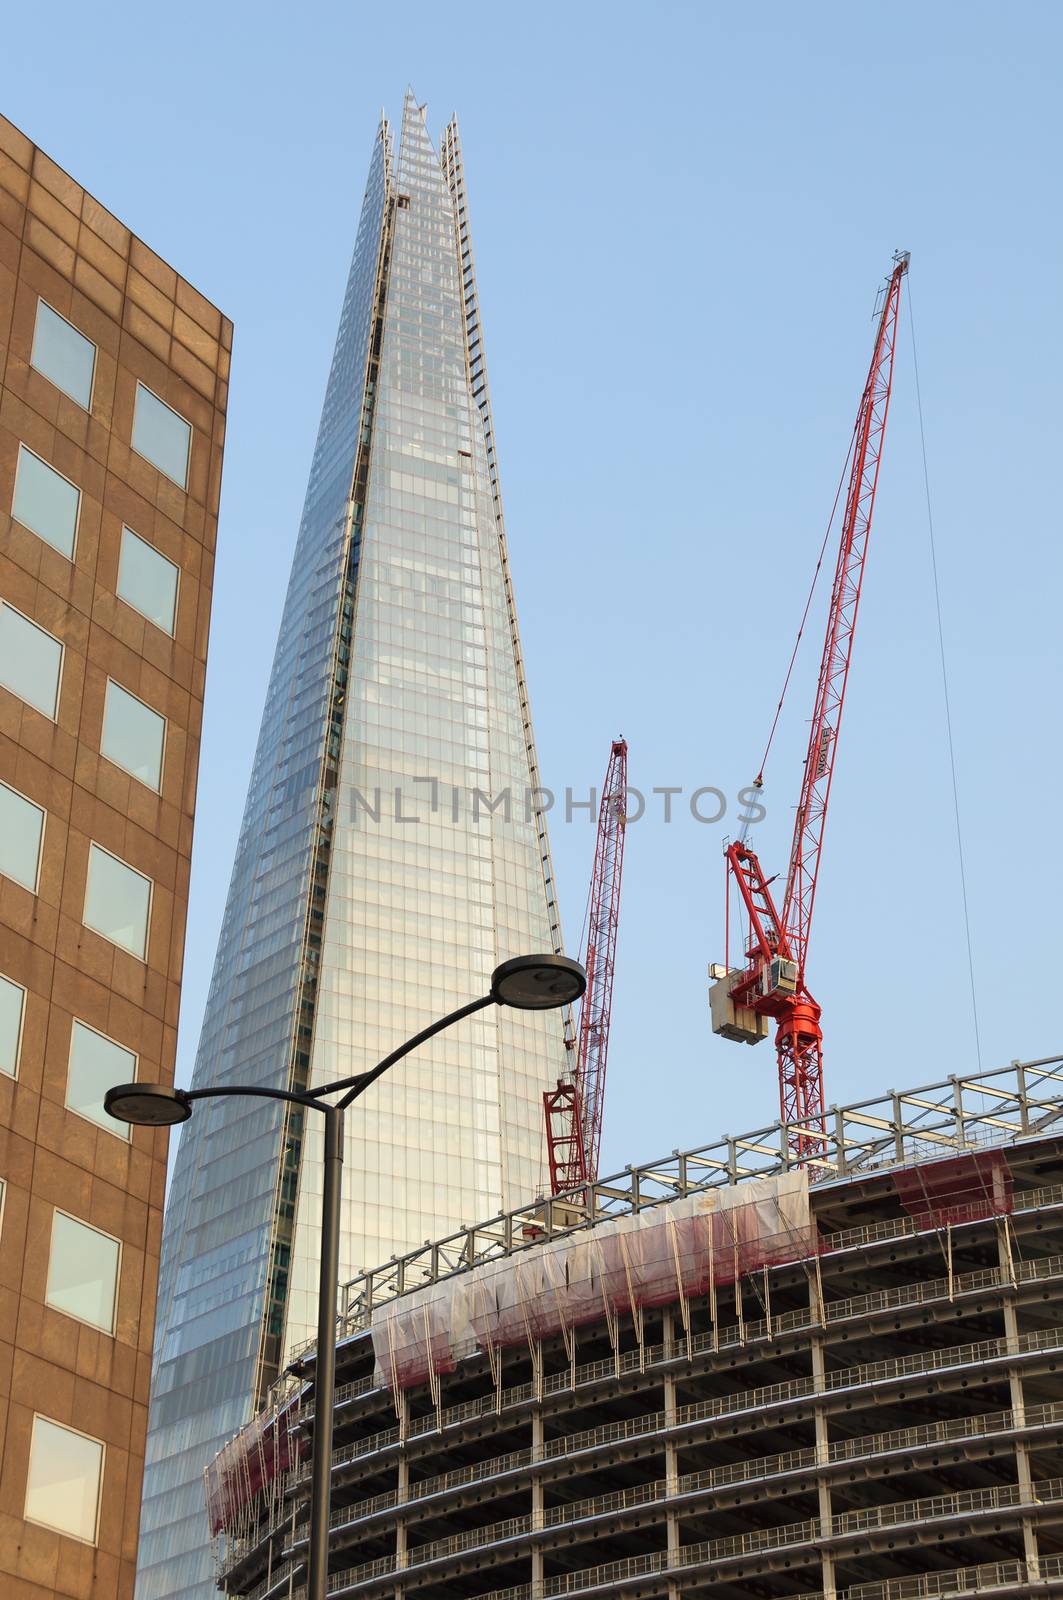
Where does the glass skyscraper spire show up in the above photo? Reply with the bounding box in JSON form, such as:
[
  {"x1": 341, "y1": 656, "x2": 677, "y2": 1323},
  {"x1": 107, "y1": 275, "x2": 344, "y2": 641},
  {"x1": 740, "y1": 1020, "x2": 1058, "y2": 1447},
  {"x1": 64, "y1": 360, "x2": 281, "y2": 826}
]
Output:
[{"x1": 139, "y1": 94, "x2": 569, "y2": 1598}]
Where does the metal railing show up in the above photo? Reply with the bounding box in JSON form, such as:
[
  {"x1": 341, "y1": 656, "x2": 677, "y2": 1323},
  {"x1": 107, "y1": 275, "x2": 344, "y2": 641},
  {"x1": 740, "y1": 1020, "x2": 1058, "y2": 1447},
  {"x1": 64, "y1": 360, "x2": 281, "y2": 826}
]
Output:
[
  {"x1": 309, "y1": 1474, "x2": 1063, "y2": 1597},
  {"x1": 224, "y1": 1255, "x2": 1063, "y2": 1582},
  {"x1": 847, "y1": 1556, "x2": 1063, "y2": 1597},
  {"x1": 847, "y1": 1567, "x2": 1028, "y2": 1600},
  {"x1": 318, "y1": 1319, "x2": 1063, "y2": 1486},
  {"x1": 834, "y1": 1477, "x2": 1063, "y2": 1535},
  {"x1": 311, "y1": 1398, "x2": 1063, "y2": 1554},
  {"x1": 225, "y1": 1387, "x2": 1063, "y2": 1594},
  {"x1": 310, "y1": 1412, "x2": 1063, "y2": 1579},
  {"x1": 213, "y1": 1079, "x2": 1063, "y2": 1577},
  {"x1": 256, "y1": 1550, "x2": 1063, "y2": 1600}
]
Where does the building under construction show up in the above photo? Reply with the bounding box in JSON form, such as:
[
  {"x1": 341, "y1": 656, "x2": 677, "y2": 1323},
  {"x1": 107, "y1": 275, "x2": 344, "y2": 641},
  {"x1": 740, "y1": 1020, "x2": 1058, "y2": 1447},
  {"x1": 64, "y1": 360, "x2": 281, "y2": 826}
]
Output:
[{"x1": 207, "y1": 1055, "x2": 1063, "y2": 1600}]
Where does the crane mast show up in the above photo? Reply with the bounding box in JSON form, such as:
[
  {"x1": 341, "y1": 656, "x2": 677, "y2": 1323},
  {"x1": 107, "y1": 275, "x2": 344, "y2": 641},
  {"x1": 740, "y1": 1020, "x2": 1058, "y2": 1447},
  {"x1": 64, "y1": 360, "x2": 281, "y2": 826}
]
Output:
[
  {"x1": 544, "y1": 738, "x2": 628, "y2": 1192},
  {"x1": 713, "y1": 253, "x2": 909, "y2": 1164}
]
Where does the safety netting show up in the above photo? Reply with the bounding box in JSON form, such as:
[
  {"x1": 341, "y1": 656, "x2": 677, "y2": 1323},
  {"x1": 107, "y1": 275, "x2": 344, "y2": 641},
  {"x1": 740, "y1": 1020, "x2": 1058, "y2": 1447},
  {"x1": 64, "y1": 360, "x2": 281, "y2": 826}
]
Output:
[
  {"x1": 204, "y1": 1396, "x2": 303, "y2": 1542},
  {"x1": 894, "y1": 1147, "x2": 1013, "y2": 1229},
  {"x1": 370, "y1": 1172, "x2": 814, "y2": 1392}
]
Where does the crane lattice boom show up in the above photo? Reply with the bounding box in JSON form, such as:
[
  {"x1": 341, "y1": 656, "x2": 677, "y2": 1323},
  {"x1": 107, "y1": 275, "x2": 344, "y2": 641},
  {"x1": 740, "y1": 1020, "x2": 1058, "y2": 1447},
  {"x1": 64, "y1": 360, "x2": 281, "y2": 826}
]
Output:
[
  {"x1": 545, "y1": 738, "x2": 628, "y2": 1193},
  {"x1": 782, "y1": 253, "x2": 909, "y2": 978},
  {"x1": 715, "y1": 253, "x2": 908, "y2": 1165}
]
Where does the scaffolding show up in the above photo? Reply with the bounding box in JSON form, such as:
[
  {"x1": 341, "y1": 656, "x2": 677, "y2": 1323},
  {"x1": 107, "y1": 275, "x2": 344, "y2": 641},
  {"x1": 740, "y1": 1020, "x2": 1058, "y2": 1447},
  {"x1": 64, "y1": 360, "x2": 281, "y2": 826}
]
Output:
[{"x1": 312, "y1": 1054, "x2": 1063, "y2": 1342}]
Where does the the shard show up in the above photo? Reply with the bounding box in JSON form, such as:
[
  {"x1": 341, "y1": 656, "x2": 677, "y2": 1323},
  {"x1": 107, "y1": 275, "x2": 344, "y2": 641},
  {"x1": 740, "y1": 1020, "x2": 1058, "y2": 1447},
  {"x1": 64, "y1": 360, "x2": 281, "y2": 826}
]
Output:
[{"x1": 138, "y1": 94, "x2": 569, "y2": 1597}]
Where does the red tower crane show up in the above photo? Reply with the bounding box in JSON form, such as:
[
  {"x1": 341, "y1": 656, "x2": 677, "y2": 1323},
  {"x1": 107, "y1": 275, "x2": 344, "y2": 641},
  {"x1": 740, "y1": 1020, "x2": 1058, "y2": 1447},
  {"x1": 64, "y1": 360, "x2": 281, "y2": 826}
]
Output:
[
  {"x1": 711, "y1": 253, "x2": 909, "y2": 1164},
  {"x1": 544, "y1": 737, "x2": 628, "y2": 1192}
]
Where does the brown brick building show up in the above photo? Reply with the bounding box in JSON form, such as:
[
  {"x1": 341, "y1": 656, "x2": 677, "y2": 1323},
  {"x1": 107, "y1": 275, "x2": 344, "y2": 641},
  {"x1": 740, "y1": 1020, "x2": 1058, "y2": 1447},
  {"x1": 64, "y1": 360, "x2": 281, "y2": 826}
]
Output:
[{"x1": 0, "y1": 113, "x2": 230, "y2": 1598}]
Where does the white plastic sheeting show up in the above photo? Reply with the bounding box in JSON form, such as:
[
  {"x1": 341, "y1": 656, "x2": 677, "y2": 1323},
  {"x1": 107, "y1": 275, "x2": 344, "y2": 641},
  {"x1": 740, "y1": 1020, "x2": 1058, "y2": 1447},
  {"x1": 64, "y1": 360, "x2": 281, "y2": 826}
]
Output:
[
  {"x1": 204, "y1": 1398, "x2": 300, "y2": 1539},
  {"x1": 371, "y1": 1171, "x2": 812, "y2": 1392}
]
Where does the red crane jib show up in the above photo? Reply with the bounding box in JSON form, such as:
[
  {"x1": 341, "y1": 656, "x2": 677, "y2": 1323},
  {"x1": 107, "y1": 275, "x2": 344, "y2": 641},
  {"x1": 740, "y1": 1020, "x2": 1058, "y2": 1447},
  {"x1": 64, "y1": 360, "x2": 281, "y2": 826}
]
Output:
[
  {"x1": 721, "y1": 253, "x2": 909, "y2": 1164},
  {"x1": 545, "y1": 738, "x2": 628, "y2": 1194}
]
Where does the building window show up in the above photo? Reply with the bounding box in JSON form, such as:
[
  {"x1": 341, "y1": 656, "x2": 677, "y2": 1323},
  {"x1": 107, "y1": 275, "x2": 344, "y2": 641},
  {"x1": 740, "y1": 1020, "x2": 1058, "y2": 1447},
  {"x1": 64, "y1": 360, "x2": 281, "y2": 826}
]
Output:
[
  {"x1": 24, "y1": 1415, "x2": 104, "y2": 1544},
  {"x1": 117, "y1": 527, "x2": 179, "y2": 635},
  {"x1": 45, "y1": 1210, "x2": 120, "y2": 1333},
  {"x1": 30, "y1": 301, "x2": 96, "y2": 410},
  {"x1": 12, "y1": 445, "x2": 80, "y2": 559},
  {"x1": 0, "y1": 782, "x2": 44, "y2": 893},
  {"x1": 0, "y1": 973, "x2": 26, "y2": 1078},
  {"x1": 83, "y1": 844, "x2": 151, "y2": 959},
  {"x1": 0, "y1": 602, "x2": 62, "y2": 719},
  {"x1": 132, "y1": 383, "x2": 191, "y2": 488},
  {"x1": 101, "y1": 680, "x2": 165, "y2": 791},
  {"x1": 66, "y1": 1020, "x2": 135, "y2": 1140}
]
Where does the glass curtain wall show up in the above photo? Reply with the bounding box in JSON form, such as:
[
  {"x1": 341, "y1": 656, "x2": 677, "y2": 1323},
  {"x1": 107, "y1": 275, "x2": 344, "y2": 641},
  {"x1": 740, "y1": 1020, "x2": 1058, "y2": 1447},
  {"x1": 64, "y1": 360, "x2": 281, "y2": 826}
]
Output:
[
  {"x1": 283, "y1": 98, "x2": 565, "y2": 1352},
  {"x1": 138, "y1": 123, "x2": 390, "y2": 1600},
  {"x1": 139, "y1": 97, "x2": 568, "y2": 1597}
]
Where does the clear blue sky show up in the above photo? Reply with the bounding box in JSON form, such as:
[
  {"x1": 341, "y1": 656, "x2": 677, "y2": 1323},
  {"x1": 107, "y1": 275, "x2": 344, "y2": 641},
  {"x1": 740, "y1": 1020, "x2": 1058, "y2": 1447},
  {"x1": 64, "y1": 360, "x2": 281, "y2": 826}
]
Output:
[{"x1": 7, "y1": 1, "x2": 1061, "y2": 1173}]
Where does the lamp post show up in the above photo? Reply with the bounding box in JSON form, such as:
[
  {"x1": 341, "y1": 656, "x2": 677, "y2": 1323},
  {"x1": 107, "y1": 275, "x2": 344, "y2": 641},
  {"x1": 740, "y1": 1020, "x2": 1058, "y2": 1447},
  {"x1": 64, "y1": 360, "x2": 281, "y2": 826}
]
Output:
[{"x1": 105, "y1": 953, "x2": 585, "y2": 1600}]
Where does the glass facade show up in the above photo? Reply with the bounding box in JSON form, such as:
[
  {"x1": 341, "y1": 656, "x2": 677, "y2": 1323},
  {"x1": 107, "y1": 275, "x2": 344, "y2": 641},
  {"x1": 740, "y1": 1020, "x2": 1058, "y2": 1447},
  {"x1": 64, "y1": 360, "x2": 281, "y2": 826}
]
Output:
[{"x1": 140, "y1": 97, "x2": 568, "y2": 1598}]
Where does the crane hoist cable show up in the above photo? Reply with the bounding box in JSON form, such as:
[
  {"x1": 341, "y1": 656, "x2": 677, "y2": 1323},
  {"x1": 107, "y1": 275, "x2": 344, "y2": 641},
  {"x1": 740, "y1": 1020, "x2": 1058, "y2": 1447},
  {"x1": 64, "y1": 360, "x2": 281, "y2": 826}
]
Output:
[{"x1": 906, "y1": 276, "x2": 982, "y2": 1070}]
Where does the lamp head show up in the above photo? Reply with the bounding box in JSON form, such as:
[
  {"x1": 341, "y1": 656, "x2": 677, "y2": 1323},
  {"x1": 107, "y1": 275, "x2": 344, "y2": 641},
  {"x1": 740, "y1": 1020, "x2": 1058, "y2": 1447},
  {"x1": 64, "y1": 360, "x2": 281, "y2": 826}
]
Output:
[
  {"x1": 490, "y1": 954, "x2": 587, "y2": 1011},
  {"x1": 104, "y1": 1083, "x2": 193, "y2": 1127}
]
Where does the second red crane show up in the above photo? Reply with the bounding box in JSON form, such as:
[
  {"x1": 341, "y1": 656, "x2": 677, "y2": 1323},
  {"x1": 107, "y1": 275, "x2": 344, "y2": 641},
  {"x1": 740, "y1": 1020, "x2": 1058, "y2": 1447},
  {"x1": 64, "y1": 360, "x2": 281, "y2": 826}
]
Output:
[{"x1": 544, "y1": 737, "x2": 628, "y2": 1193}]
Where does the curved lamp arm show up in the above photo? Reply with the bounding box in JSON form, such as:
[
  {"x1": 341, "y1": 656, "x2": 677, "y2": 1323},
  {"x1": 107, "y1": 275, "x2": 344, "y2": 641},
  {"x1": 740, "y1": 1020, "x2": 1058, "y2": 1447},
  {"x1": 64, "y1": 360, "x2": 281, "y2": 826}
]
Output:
[
  {"x1": 104, "y1": 952, "x2": 584, "y2": 1600},
  {"x1": 322, "y1": 993, "x2": 494, "y2": 1110}
]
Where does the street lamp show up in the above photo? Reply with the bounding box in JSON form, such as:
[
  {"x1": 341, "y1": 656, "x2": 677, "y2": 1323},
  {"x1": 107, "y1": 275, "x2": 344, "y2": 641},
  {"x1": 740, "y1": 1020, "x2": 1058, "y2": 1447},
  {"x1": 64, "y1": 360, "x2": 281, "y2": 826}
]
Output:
[{"x1": 105, "y1": 953, "x2": 585, "y2": 1600}]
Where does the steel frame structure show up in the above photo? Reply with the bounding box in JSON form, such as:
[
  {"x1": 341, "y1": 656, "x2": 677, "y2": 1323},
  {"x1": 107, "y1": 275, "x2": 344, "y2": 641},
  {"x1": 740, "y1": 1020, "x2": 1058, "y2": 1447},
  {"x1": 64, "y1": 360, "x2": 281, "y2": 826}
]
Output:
[
  {"x1": 289, "y1": 1051, "x2": 1063, "y2": 1343},
  {"x1": 214, "y1": 1058, "x2": 1063, "y2": 1600}
]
